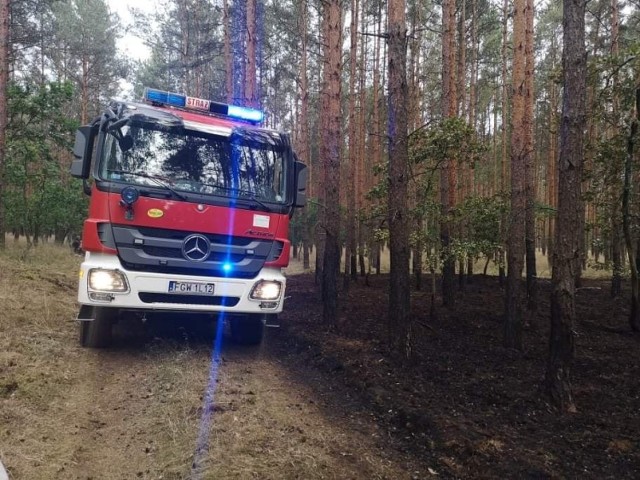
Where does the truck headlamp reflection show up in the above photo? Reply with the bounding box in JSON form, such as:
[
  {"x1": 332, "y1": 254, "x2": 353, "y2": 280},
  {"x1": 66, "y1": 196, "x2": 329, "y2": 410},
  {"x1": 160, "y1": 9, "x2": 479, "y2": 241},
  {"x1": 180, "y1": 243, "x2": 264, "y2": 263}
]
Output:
[
  {"x1": 249, "y1": 280, "x2": 282, "y2": 300},
  {"x1": 88, "y1": 269, "x2": 129, "y2": 292}
]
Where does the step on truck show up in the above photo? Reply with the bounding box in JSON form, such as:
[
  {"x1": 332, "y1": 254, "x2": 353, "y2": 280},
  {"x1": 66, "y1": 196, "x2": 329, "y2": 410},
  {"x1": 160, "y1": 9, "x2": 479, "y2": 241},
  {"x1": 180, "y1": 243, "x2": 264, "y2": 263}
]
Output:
[{"x1": 70, "y1": 88, "x2": 307, "y2": 347}]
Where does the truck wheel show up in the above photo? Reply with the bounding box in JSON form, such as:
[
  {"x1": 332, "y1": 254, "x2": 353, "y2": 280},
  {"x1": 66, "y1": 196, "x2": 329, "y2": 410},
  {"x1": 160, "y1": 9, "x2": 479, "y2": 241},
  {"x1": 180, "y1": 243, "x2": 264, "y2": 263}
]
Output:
[
  {"x1": 230, "y1": 315, "x2": 265, "y2": 345},
  {"x1": 79, "y1": 307, "x2": 115, "y2": 348}
]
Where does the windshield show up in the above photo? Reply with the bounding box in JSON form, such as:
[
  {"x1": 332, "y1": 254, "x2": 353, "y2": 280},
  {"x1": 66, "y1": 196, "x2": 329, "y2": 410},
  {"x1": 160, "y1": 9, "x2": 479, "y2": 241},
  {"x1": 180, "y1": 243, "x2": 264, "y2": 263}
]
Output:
[{"x1": 99, "y1": 120, "x2": 288, "y2": 204}]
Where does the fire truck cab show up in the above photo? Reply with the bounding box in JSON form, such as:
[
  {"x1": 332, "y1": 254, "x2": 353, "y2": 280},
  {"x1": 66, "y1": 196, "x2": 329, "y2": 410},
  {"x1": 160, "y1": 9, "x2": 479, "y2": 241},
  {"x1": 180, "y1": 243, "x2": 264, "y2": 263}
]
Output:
[{"x1": 70, "y1": 88, "x2": 307, "y2": 347}]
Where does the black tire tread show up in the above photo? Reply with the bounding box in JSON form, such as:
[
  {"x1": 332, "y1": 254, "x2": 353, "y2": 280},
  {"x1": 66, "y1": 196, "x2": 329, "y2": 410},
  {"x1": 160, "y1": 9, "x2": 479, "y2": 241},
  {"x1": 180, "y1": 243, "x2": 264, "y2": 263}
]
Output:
[
  {"x1": 79, "y1": 307, "x2": 115, "y2": 348},
  {"x1": 230, "y1": 315, "x2": 265, "y2": 345}
]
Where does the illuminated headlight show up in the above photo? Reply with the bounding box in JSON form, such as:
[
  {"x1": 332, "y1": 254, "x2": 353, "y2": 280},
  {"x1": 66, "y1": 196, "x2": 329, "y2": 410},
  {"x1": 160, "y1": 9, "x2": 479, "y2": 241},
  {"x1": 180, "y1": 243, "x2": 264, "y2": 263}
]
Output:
[
  {"x1": 250, "y1": 280, "x2": 282, "y2": 300},
  {"x1": 88, "y1": 269, "x2": 129, "y2": 292}
]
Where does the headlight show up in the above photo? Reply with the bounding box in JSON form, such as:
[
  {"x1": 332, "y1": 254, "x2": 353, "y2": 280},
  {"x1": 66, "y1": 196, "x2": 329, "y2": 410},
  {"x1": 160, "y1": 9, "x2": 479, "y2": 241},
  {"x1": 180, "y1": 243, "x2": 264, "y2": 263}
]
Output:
[
  {"x1": 88, "y1": 269, "x2": 129, "y2": 292},
  {"x1": 250, "y1": 280, "x2": 282, "y2": 300}
]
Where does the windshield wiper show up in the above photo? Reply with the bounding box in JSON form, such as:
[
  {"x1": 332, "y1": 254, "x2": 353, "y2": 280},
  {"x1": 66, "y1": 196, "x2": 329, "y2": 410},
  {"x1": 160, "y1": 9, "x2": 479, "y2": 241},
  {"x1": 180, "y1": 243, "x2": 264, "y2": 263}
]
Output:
[
  {"x1": 195, "y1": 182, "x2": 273, "y2": 212},
  {"x1": 234, "y1": 194, "x2": 272, "y2": 212},
  {"x1": 107, "y1": 169, "x2": 188, "y2": 201}
]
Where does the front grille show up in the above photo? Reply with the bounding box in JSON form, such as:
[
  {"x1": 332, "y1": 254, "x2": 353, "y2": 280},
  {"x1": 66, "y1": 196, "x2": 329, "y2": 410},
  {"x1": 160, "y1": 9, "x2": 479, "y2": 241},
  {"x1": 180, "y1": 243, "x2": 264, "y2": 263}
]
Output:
[
  {"x1": 138, "y1": 293, "x2": 240, "y2": 306},
  {"x1": 137, "y1": 227, "x2": 252, "y2": 246},
  {"x1": 142, "y1": 246, "x2": 246, "y2": 263},
  {"x1": 142, "y1": 246, "x2": 182, "y2": 258},
  {"x1": 112, "y1": 224, "x2": 276, "y2": 278},
  {"x1": 121, "y1": 262, "x2": 259, "y2": 279}
]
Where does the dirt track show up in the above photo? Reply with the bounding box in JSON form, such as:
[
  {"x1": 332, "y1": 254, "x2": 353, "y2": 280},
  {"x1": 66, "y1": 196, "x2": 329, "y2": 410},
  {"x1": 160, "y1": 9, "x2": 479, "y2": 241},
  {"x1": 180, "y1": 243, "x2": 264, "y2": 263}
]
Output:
[
  {"x1": 5, "y1": 247, "x2": 639, "y2": 479},
  {"x1": 0, "y1": 249, "x2": 426, "y2": 479}
]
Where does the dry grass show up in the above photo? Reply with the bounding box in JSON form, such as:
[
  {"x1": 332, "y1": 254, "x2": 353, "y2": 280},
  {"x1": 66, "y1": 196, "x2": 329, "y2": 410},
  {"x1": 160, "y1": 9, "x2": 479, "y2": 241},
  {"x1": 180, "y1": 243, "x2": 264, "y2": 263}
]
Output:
[
  {"x1": 286, "y1": 246, "x2": 615, "y2": 280},
  {"x1": 1, "y1": 242, "x2": 418, "y2": 479}
]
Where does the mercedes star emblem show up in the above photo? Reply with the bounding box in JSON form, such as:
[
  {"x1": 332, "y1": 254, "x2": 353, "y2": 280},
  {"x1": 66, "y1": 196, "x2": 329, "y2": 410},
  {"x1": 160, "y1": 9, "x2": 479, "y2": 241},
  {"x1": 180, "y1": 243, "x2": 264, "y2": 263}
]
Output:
[{"x1": 182, "y1": 234, "x2": 211, "y2": 262}]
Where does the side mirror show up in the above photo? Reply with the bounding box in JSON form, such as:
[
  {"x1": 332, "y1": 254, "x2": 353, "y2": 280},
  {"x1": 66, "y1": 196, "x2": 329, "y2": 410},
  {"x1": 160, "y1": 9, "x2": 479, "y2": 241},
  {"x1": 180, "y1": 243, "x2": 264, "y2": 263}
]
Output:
[
  {"x1": 70, "y1": 125, "x2": 96, "y2": 179},
  {"x1": 294, "y1": 161, "x2": 307, "y2": 208}
]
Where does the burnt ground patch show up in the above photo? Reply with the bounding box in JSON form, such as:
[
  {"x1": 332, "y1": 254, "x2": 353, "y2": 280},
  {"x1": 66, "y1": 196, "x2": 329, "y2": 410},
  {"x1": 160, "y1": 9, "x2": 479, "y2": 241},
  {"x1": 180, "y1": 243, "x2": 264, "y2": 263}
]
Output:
[{"x1": 278, "y1": 273, "x2": 640, "y2": 479}]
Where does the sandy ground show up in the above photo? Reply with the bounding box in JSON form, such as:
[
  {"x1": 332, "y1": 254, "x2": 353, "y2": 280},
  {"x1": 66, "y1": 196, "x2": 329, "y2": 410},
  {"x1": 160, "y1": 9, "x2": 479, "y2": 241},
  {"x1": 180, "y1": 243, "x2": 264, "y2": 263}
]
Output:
[
  {"x1": 0, "y1": 246, "x2": 426, "y2": 479},
  {"x1": 4, "y1": 243, "x2": 633, "y2": 480}
]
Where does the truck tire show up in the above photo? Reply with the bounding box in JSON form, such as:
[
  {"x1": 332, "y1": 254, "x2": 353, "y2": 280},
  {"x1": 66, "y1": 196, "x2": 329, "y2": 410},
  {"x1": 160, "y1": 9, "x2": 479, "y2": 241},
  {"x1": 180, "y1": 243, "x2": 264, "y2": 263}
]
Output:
[
  {"x1": 79, "y1": 307, "x2": 115, "y2": 348},
  {"x1": 230, "y1": 314, "x2": 265, "y2": 345}
]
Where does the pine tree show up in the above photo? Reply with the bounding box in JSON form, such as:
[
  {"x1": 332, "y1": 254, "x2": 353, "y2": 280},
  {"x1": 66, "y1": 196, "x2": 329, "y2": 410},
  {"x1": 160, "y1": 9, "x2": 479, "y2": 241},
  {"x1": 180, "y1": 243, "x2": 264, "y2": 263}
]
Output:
[
  {"x1": 387, "y1": 0, "x2": 411, "y2": 357},
  {"x1": 545, "y1": 0, "x2": 587, "y2": 412}
]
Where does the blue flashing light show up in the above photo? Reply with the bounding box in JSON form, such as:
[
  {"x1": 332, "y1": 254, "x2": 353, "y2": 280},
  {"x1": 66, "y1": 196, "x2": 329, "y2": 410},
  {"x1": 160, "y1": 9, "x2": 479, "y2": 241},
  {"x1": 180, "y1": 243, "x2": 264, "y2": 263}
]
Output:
[
  {"x1": 167, "y1": 93, "x2": 186, "y2": 108},
  {"x1": 222, "y1": 262, "x2": 233, "y2": 274},
  {"x1": 145, "y1": 88, "x2": 168, "y2": 104},
  {"x1": 227, "y1": 105, "x2": 264, "y2": 123},
  {"x1": 143, "y1": 87, "x2": 264, "y2": 124},
  {"x1": 145, "y1": 88, "x2": 187, "y2": 108}
]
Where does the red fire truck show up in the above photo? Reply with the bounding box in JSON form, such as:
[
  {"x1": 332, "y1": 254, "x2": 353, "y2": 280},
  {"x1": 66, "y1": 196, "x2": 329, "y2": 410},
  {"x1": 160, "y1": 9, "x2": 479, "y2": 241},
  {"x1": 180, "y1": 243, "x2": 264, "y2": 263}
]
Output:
[{"x1": 70, "y1": 88, "x2": 307, "y2": 347}]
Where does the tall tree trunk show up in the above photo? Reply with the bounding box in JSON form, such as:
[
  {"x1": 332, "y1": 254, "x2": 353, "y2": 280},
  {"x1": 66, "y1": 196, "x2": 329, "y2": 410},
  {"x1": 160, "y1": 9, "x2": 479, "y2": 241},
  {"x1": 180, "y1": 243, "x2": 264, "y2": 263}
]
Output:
[
  {"x1": 223, "y1": 0, "x2": 232, "y2": 103},
  {"x1": 547, "y1": 72, "x2": 558, "y2": 269},
  {"x1": 524, "y1": 0, "x2": 537, "y2": 314},
  {"x1": 297, "y1": 0, "x2": 311, "y2": 272},
  {"x1": 357, "y1": 0, "x2": 367, "y2": 278},
  {"x1": 320, "y1": 0, "x2": 342, "y2": 326},
  {"x1": 246, "y1": 0, "x2": 258, "y2": 108},
  {"x1": 622, "y1": 88, "x2": 640, "y2": 331},
  {"x1": 345, "y1": 0, "x2": 359, "y2": 290},
  {"x1": 544, "y1": 0, "x2": 586, "y2": 413},
  {"x1": 371, "y1": 1, "x2": 382, "y2": 279},
  {"x1": 498, "y1": 0, "x2": 509, "y2": 286},
  {"x1": 610, "y1": 0, "x2": 623, "y2": 298},
  {"x1": 468, "y1": 0, "x2": 478, "y2": 131},
  {"x1": 457, "y1": 0, "x2": 466, "y2": 118},
  {"x1": 387, "y1": 0, "x2": 411, "y2": 358},
  {"x1": 408, "y1": 1, "x2": 423, "y2": 290},
  {"x1": 466, "y1": 0, "x2": 478, "y2": 284},
  {"x1": 505, "y1": 0, "x2": 527, "y2": 349},
  {"x1": 441, "y1": 0, "x2": 457, "y2": 307},
  {"x1": 0, "y1": 0, "x2": 7, "y2": 250}
]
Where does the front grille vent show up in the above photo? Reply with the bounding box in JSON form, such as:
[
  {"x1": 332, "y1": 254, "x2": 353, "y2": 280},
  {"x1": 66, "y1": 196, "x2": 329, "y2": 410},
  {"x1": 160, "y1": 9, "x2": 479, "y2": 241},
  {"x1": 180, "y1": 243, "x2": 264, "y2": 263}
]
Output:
[
  {"x1": 113, "y1": 225, "x2": 275, "y2": 278},
  {"x1": 267, "y1": 241, "x2": 285, "y2": 262},
  {"x1": 139, "y1": 293, "x2": 240, "y2": 306},
  {"x1": 97, "y1": 223, "x2": 116, "y2": 249}
]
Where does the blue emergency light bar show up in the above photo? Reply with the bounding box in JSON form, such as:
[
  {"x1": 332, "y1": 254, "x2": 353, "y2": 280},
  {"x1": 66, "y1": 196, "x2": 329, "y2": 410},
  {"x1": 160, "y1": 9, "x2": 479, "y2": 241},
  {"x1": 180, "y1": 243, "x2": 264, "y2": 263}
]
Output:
[{"x1": 143, "y1": 88, "x2": 264, "y2": 124}]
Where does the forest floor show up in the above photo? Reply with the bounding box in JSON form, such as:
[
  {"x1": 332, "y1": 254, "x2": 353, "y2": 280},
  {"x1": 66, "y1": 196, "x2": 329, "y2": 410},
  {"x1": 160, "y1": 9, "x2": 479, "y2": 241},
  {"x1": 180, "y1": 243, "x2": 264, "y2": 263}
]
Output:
[
  {"x1": 280, "y1": 269, "x2": 640, "y2": 479},
  {"x1": 1, "y1": 244, "x2": 639, "y2": 479}
]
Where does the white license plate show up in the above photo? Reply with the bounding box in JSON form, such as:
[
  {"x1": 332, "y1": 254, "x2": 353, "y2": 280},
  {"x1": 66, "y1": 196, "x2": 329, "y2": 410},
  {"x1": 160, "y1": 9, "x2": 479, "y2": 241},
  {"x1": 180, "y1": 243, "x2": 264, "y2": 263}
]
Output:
[{"x1": 168, "y1": 281, "x2": 215, "y2": 295}]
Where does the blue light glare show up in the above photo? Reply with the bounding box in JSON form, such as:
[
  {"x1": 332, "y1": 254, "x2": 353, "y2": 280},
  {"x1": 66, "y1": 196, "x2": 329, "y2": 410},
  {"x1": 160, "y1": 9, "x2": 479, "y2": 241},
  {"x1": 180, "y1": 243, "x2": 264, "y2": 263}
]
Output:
[
  {"x1": 144, "y1": 87, "x2": 264, "y2": 124},
  {"x1": 145, "y1": 88, "x2": 168, "y2": 104},
  {"x1": 167, "y1": 93, "x2": 186, "y2": 107},
  {"x1": 191, "y1": 313, "x2": 225, "y2": 475},
  {"x1": 227, "y1": 105, "x2": 264, "y2": 123},
  {"x1": 222, "y1": 262, "x2": 233, "y2": 273}
]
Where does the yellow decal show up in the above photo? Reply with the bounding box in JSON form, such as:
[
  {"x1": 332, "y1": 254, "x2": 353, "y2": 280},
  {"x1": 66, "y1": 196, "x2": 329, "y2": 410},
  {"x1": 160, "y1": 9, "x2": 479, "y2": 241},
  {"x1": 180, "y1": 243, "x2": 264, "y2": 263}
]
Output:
[{"x1": 148, "y1": 208, "x2": 164, "y2": 218}]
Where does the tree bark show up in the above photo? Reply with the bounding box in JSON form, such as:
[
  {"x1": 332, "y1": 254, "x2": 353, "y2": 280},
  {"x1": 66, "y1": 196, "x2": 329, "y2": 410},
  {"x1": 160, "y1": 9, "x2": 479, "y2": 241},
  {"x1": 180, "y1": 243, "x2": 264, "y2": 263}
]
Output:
[
  {"x1": 544, "y1": 0, "x2": 586, "y2": 413},
  {"x1": 245, "y1": 0, "x2": 258, "y2": 108},
  {"x1": 387, "y1": 0, "x2": 411, "y2": 358},
  {"x1": 610, "y1": 0, "x2": 623, "y2": 299},
  {"x1": 524, "y1": 0, "x2": 537, "y2": 314},
  {"x1": 223, "y1": 0, "x2": 233, "y2": 103},
  {"x1": 345, "y1": 0, "x2": 359, "y2": 290},
  {"x1": 441, "y1": 0, "x2": 457, "y2": 307},
  {"x1": 622, "y1": 87, "x2": 640, "y2": 331},
  {"x1": 320, "y1": 0, "x2": 342, "y2": 326},
  {"x1": 505, "y1": 0, "x2": 527, "y2": 349},
  {"x1": 297, "y1": 0, "x2": 311, "y2": 273},
  {"x1": 0, "y1": 0, "x2": 8, "y2": 250},
  {"x1": 498, "y1": 0, "x2": 509, "y2": 287}
]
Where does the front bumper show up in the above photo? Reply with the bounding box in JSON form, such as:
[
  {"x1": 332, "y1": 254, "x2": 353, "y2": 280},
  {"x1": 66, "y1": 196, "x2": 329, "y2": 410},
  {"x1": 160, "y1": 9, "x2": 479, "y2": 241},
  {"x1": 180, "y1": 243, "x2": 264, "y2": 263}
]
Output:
[{"x1": 77, "y1": 252, "x2": 286, "y2": 314}]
